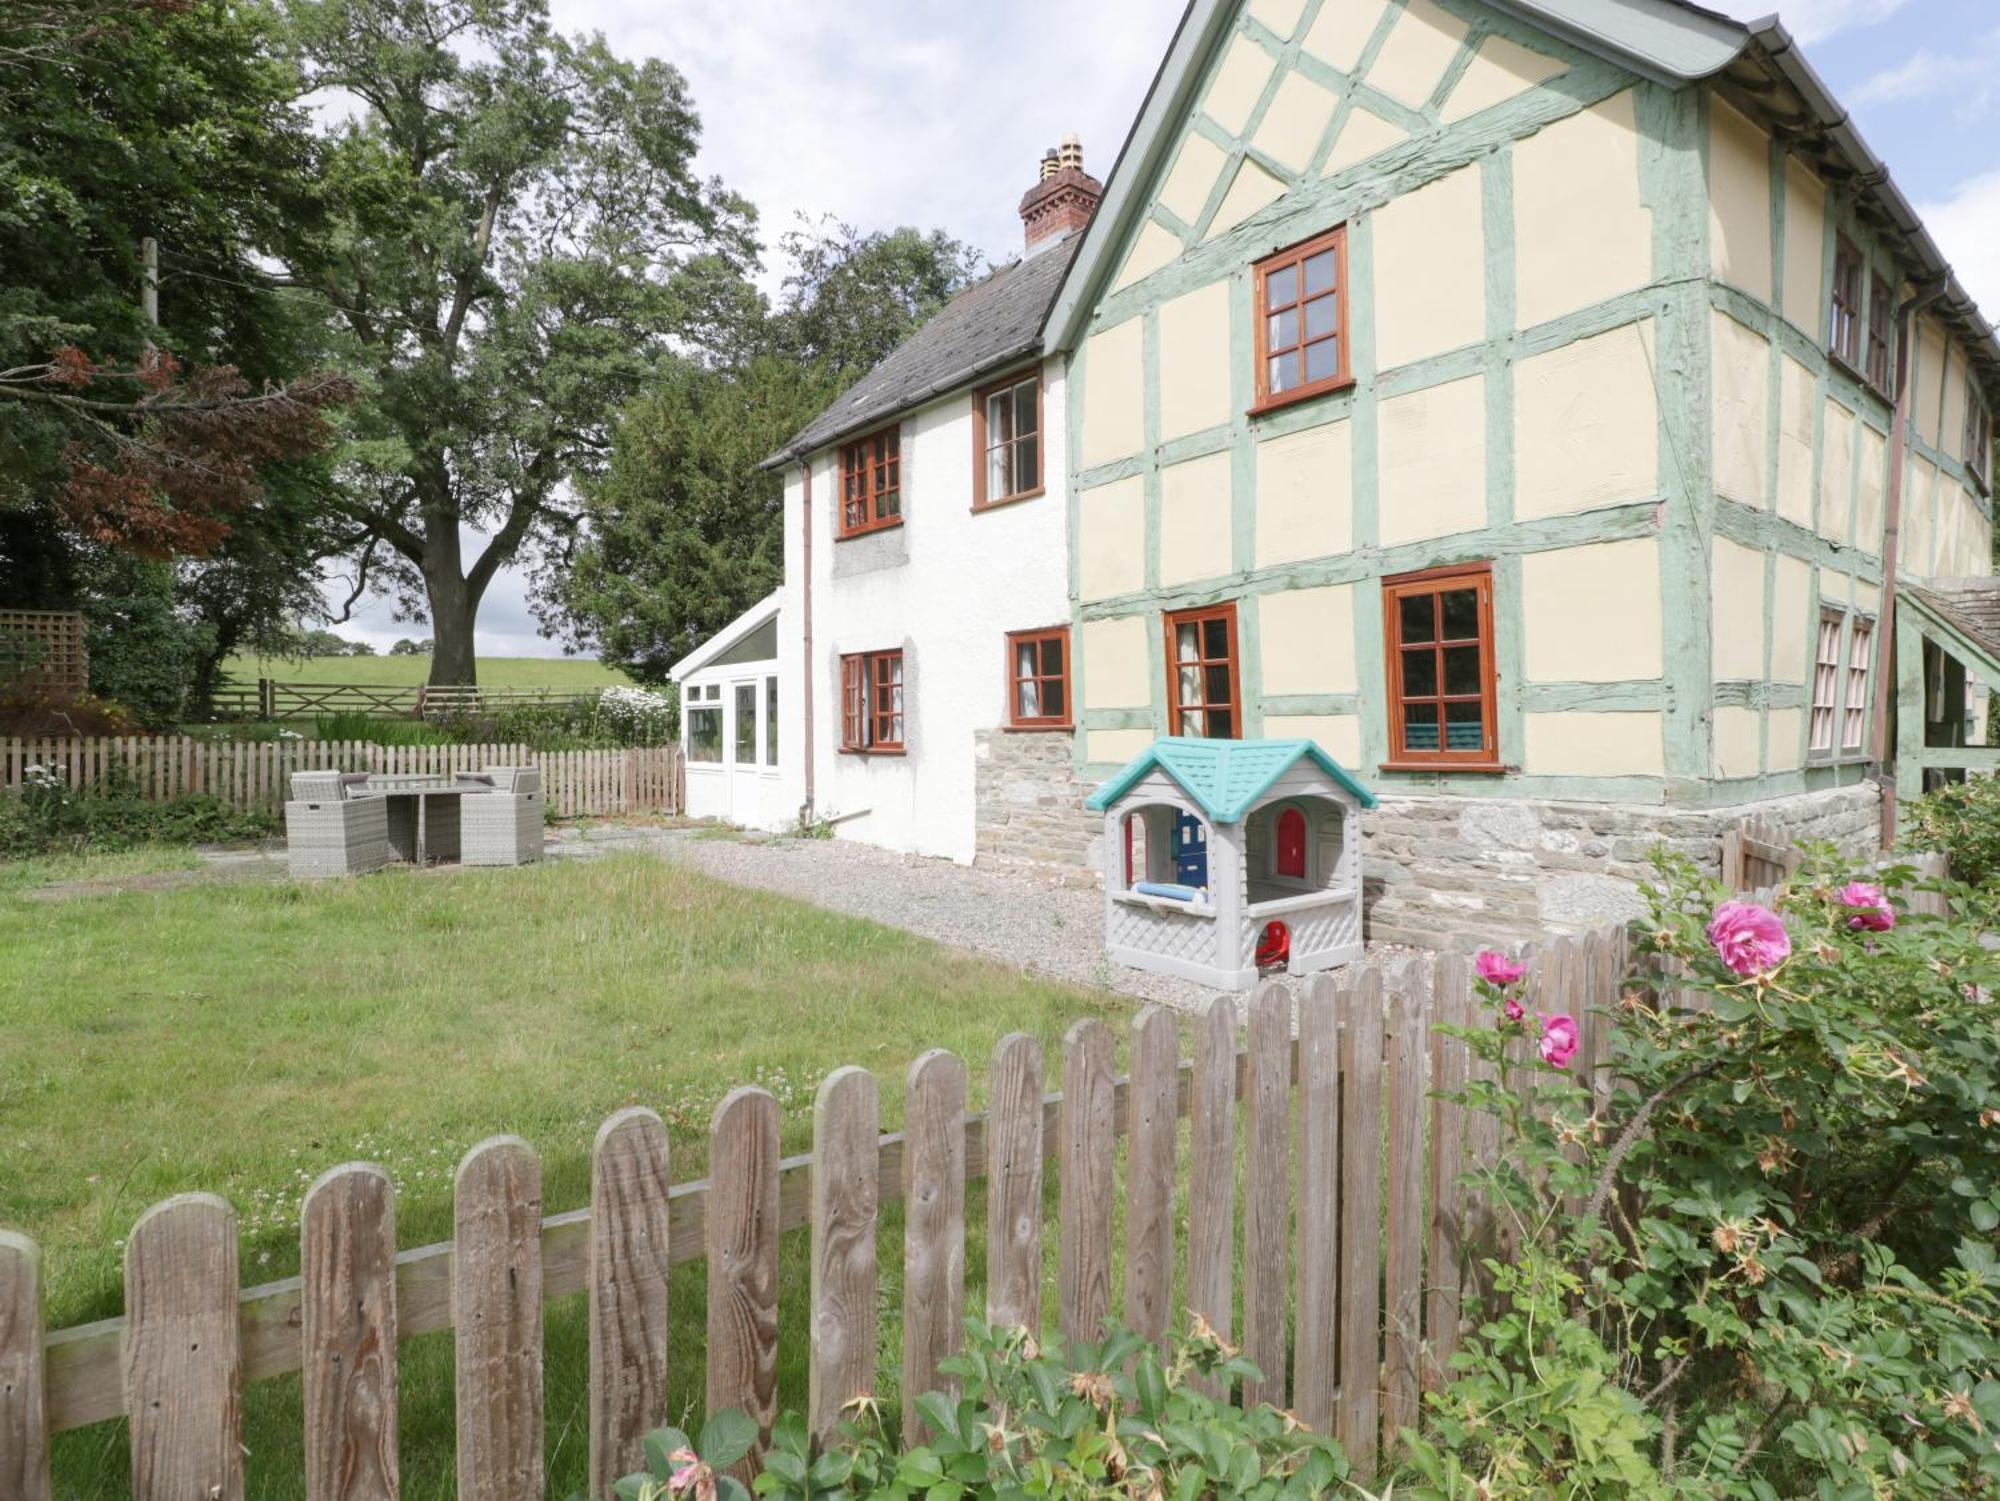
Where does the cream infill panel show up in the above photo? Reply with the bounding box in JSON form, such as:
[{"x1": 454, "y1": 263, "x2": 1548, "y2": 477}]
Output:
[
  {"x1": 1078, "y1": 475, "x2": 1146, "y2": 601},
  {"x1": 1513, "y1": 91, "x2": 1651, "y2": 328},
  {"x1": 1159, "y1": 452, "x2": 1234, "y2": 587},
  {"x1": 1082, "y1": 615, "x2": 1153, "y2": 710},
  {"x1": 1157, "y1": 280, "x2": 1234, "y2": 439},
  {"x1": 1080, "y1": 320, "x2": 1144, "y2": 468},
  {"x1": 1257, "y1": 584, "x2": 1357, "y2": 695},
  {"x1": 1377, "y1": 374, "x2": 1485, "y2": 545},
  {"x1": 1372, "y1": 165, "x2": 1483, "y2": 370},
  {"x1": 1515, "y1": 321, "x2": 1658, "y2": 518},
  {"x1": 1255, "y1": 419, "x2": 1352, "y2": 565},
  {"x1": 1520, "y1": 538, "x2": 1663, "y2": 683}
]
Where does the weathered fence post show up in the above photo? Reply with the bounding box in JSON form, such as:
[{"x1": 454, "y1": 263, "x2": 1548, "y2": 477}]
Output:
[
  {"x1": 1293, "y1": 973, "x2": 1341, "y2": 1432},
  {"x1": 301, "y1": 1164, "x2": 399, "y2": 1501},
  {"x1": 454, "y1": 1138, "x2": 544, "y2": 1501},
  {"x1": 1338, "y1": 969, "x2": 1385, "y2": 1476},
  {"x1": 707, "y1": 1088, "x2": 779, "y2": 1475},
  {"x1": 1123, "y1": 1006, "x2": 1177, "y2": 1347},
  {"x1": 589, "y1": 1109, "x2": 671, "y2": 1499},
  {"x1": 901, "y1": 1051, "x2": 966, "y2": 1440},
  {"x1": 1425, "y1": 952, "x2": 1473, "y2": 1392},
  {"x1": 1186, "y1": 994, "x2": 1236, "y2": 1398},
  {"x1": 0, "y1": 1231, "x2": 49, "y2": 1501},
  {"x1": 809, "y1": 1068, "x2": 879, "y2": 1442},
  {"x1": 1242, "y1": 981, "x2": 1290, "y2": 1411},
  {"x1": 985, "y1": 1033, "x2": 1044, "y2": 1335},
  {"x1": 123, "y1": 1194, "x2": 242, "y2": 1501},
  {"x1": 1383, "y1": 965, "x2": 1430, "y2": 1450},
  {"x1": 1058, "y1": 1019, "x2": 1114, "y2": 1346}
]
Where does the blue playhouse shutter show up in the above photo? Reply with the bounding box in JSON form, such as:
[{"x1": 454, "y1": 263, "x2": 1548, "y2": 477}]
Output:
[{"x1": 1172, "y1": 811, "x2": 1208, "y2": 888}]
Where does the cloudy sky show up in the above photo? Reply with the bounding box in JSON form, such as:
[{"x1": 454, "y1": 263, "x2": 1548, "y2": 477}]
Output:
[{"x1": 325, "y1": 0, "x2": 2000, "y2": 657}]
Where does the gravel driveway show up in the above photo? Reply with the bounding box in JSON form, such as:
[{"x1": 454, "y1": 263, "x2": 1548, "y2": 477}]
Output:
[{"x1": 548, "y1": 823, "x2": 1258, "y2": 1013}]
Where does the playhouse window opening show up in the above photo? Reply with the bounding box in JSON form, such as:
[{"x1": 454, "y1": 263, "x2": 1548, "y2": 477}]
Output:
[{"x1": 1164, "y1": 603, "x2": 1240, "y2": 738}]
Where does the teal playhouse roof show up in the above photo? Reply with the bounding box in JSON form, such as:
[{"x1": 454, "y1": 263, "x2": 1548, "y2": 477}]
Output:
[{"x1": 1085, "y1": 738, "x2": 1376, "y2": 824}]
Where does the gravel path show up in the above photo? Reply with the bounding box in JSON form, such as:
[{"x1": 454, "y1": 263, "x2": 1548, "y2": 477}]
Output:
[{"x1": 547, "y1": 823, "x2": 1257, "y2": 1013}]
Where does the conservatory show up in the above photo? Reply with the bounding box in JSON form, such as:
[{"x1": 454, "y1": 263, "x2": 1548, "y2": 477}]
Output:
[
  {"x1": 668, "y1": 590, "x2": 788, "y2": 830},
  {"x1": 1086, "y1": 738, "x2": 1375, "y2": 990}
]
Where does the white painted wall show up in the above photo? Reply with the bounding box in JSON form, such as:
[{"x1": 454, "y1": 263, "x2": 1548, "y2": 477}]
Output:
[{"x1": 778, "y1": 355, "x2": 1072, "y2": 862}]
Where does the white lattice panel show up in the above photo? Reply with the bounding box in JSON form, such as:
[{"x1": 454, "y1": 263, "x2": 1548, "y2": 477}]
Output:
[{"x1": 1108, "y1": 902, "x2": 1219, "y2": 969}]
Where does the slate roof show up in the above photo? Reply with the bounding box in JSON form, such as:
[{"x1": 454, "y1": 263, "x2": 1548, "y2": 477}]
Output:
[
  {"x1": 1904, "y1": 581, "x2": 2000, "y2": 677},
  {"x1": 1085, "y1": 738, "x2": 1377, "y2": 823},
  {"x1": 763, "y1": 236, "x2": 1080, "y2": 468}
]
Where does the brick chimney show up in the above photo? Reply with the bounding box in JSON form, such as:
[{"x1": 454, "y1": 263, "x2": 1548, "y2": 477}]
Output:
[{"x1": 1019, "y1": 133, "x2": 1103, "y2": 255}]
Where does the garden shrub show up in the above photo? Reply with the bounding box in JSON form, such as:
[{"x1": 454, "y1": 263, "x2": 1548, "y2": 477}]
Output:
[
  {"x1": 0, "y1": 763, "x2": 277, "y2": 857},
  {"x1": 1407, "y1": 845, "x2": 2000, "y2": 1498},
  {"x1": 1903, "y1": 774, "x2": 2000, "y2": 890},
  {"x1": 603, "y1": 1321, "x2": 1352, "y2": 1501}
]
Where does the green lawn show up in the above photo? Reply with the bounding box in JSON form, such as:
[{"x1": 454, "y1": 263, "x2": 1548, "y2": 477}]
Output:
[
  {"x1": 0, "y1": 850, "x2": 1135, "y2": 1500},
  {"x1": 224, "y1": 653, "x2": 635, "y2": 689}
]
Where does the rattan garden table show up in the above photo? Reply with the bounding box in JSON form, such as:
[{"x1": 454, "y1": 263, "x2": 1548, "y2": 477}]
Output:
[{"x1": 366, "y1": 773, "x2": 493, "y2": 866}]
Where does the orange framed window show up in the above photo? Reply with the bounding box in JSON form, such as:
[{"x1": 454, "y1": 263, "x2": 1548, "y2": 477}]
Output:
[
  {"x1": 1382, "y1": 564, "x2": 1499, "y2": 770},
  {"x1": 1164, "y1": 602, "x2": 1240, "y2": 739},
  {"x1": 1252, "y1": 226, "x2": 1350, "y2": 413},
  {"x1": 1866, "y1": 273, "x2": 1894, "y2": 392},
  {"x1": 838, "y1": 426, "x2": 902, "y2": 538},
  {"x1": 973, "y1": 371, "x2": 1043, "y2": 508},
  {"x1": 839, "y1": 649, "x2": 905, "y2": 752},
  {"x1": 1842, "y1": 616, "x2": 1874, "y2": 753},
  {"x1": 1830, "y1": 236, "x2": 1863, "y2": 368},
  {"x1": 1809, "y1": 607, "x2": 1844, "y2": 759},
  {"x1": 1005, "y1": 626, "x2": 1070, "y2": 729}
]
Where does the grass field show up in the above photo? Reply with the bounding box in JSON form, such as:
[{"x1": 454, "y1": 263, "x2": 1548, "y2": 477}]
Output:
[
  {"x1": 0, "y1": 850, "x2": 1134, "y2": 1499},
  {"x1": 224, "y1": 653, "x2": 635, "y2": 689}
]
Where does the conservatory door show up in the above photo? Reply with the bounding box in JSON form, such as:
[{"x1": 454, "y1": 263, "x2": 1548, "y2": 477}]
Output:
[{"x1": 726, "y1": 677, "x2": 764, "y2": 818}]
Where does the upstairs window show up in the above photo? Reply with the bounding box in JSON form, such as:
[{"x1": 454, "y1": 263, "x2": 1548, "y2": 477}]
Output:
[
  {"x1": 1964, "y1": 379, "x2": 1991, "y2": 489},
  {"x1": 974, "y1": 372, "x2": 1043, "y2": 507},
  {"x1": 1843, "y1": 616, "x2": 1874, "y2": 754},
  {"x1": 1006, "y1": 626, "x2": 1070, "y2": 728},
  {"x1": 1164, "y1": 603, "x2": 1240, "y2": 739},
  {"x1": 1809, "y1": 607, "x2": 1844, "y2": 759},
  {"x1": 1866, "y1": 273, "x2": 1894, "y2": 393},
  {"x1": 1253, "y1": 226, "x2": 1350, "y2": 413},
  {"x1": 839, "y1": 426, "x2": 902, "y2": 538},
  {"x1": 1829, "y1": 236, "x2": 1862, "y2": 368},
  {"x1": 839, "y1": 650, "x2": 905, "y2": 752},
  {"x1": 1382, "y1": 564, "x2": 1499, "y2": 770}
]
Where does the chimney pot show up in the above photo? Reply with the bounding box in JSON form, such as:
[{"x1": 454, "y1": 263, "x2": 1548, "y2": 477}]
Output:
[{"x1": 1019, "y1": 133, "x2": 1103, "y2": 255}]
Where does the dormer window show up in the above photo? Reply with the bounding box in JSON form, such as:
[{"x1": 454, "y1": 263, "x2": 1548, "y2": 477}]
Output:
[
  {"x1": 973, "y1": 371, "x2": 1043, "y2": 508},
  {"x1": 838, "y1": 426, "x2": 902, "y2": 538}
]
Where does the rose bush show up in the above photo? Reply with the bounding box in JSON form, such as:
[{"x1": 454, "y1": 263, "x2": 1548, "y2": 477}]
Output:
[{"x1": 1407, "y1": 846, "x2": 2000, "y2": 1498}]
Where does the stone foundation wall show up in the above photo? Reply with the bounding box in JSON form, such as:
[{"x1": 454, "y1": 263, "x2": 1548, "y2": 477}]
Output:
[
  {"x1": 1362, "y1": 782, "x2": 1882, "y2": 949},
  {"x1": 972, "y1": 729, "x2": 1100, "y2": 873}
]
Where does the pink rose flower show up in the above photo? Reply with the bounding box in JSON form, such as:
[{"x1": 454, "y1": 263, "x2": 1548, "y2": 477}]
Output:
[
  {"x1": 1538, "y1": 1013, "x2": 1580, "y2": 1069},
  {"x1": 1476, "y1": 949, "x2": 1527, "y2": 987},
  {"x1": 1839, "y1": 881, "x2": 1895, "y2": 933},
  {"x1": 1706, "y1": 901, "x2": 1792, "y2": 977},
  {"x1": 1503, "y1": 997, "x2": 1525, "y2": 1022}
]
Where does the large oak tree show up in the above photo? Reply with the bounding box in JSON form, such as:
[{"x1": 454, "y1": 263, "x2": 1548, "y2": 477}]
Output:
[{"x1": 277, "y1": 0, "x2": 754, "y2": 685}]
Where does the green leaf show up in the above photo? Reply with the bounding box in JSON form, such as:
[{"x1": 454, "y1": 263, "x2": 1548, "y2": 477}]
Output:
[
  {"x1": 646, "y1": 1429, "x2": 691, "y2": 1480},
  {"x1": 700, "y1": 1410, "x2": 759, "y2": 1470}
]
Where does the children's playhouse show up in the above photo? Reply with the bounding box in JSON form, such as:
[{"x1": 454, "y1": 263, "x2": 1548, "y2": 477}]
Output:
[{"x1": 1085, "y1": 738, "x2": 1375, "y2": 989}]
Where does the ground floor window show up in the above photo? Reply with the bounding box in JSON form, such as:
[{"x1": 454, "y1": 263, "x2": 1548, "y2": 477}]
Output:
[
  {"x1": 765, "y1": 677, "x2": 779, "y2": 764},
  {"x1": 840, "y1": 650, "x2": 906, "y2": 752},
  {"x1": 1381, "y1": 563, "x2": 1498, "y2": 770},
  {"x1": 1007, "y1": 625, "x2": 1070, "y2": 728},
  {"x1": 1810, "y1": 608, "x2": 1845, "y2": 758},
  {"x1": 1164, "y1": 603, "x2": 1240, "y2": 738},
  {"x1": 1843, "y1": 616, "x2": 1874, "y2": 753},
  {"x1": 685, "y1": 681, "x2": 722, "y2": 763}
]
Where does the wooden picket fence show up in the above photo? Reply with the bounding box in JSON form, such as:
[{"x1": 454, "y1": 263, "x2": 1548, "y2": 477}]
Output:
[
  {"x1": 1, "y1": 736, "x2": 684, "y2": 819},
  {"x1": 0, "y1": 926, "x2": 1639, "y2": 1501}
]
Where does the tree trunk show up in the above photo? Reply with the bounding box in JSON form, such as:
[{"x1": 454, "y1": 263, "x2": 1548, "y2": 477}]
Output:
[{"x1": 425, "y1": 575, "x2": 479, "y2": 686}]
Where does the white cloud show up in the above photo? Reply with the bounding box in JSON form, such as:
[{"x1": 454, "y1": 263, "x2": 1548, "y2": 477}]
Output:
[
  {"x1": 1854, "y1": 28, "x2": 2000, "y2": 122},
  {"x1": 1708, "y1": 0, "x2": 1915, "y2": 44},
  {"x1": 1918, "y1": 169, "x2": 2000, "y2": 327}
]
